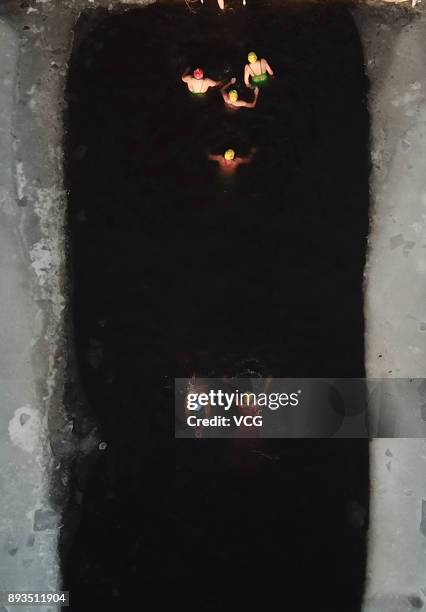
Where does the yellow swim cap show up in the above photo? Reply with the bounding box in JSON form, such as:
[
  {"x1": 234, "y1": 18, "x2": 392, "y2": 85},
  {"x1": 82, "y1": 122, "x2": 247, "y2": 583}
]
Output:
[
  {"x1": 229, "y1": 89, "x2": 238, "y2": 103},
  {"x1": 224, "y1": 149, "x2": 235, "y2": 161},
  {"x1": 248, "y1": 51, "x2": 257, "y2": 64}
]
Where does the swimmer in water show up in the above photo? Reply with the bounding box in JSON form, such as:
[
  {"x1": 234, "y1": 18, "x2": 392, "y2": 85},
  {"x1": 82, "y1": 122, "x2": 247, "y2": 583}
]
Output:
[
  {"x1": 221, "y1": 77, "x2": 259, "y2": 110},
  {"x1": 208, "y1": 147, "x2": 256, "y2": 176},
  {"x1": 244, "y1": 51, "x2": 274, "y2": 88},
  {"x1": 181, "y1": 68, "x2": 222, "y2": 96}
]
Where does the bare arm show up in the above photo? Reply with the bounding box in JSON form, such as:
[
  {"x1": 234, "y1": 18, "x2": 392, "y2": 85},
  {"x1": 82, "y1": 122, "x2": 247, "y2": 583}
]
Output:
[
  {"x1": 244, "y1": 65, "x2": 251, "y2": 88},
  {"x1": 263, "y1": 59, "x2": 274, "y2": 76},
  {"x1": 233, "y1": 100, "x2": 251, "y2": 108},
  {"x1": 206, "y1": 78, "x2": 220, "y2": 90},
  {"x1": 181, "y1": 74, "x2": 191, "y2": 83},
  {"x1": 230, "y1": 98, "x2": 257, "y2": 109},
  {"x1": 208, "y1": 154, "x2": 222, "y2": 162},
  {"x1": 240, "y1": 87, "x2": 259, "y2": 109},
  {"x1": 220, "y1": 77, "x2": 236, "y2": 95},
  {"x1": 237, "y1": 147, "x2": 256, "y2": 165}
]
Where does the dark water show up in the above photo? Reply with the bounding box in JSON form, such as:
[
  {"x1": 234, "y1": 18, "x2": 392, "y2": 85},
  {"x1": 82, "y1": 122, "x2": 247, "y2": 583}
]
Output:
[{"x1": 63, "y1": 3, "x2": 370, "y2": 608}]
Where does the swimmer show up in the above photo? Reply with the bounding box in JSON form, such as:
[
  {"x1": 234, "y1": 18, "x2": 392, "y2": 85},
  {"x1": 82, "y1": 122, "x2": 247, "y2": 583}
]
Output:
[
  {"x1": 244, "y1": 51, "x2": 274, "y2": 88},
  {"x1": 181, "y1": 68, "x2": 222, "y2": 96},
  {"x1": 221, "y1": 77, "x2": 259, "y2": 109},
  {"x1": 208, "y1": 147, "x2": 256, "y2": 176}
]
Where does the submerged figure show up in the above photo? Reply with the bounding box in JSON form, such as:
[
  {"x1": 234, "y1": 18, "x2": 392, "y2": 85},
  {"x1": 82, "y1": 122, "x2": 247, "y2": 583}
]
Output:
[
  {"x1": 221, "y1": 78, "x2": 259, "y2": 109},
  {"x1": 244, "y1": 52, "x2": 274, "y2": 88},
  {"x1": 181, "y1": 68, "x2": 221, "y2": 96},
  {"x1": 184, "y1": 375, "x2": 212, "y2": 439},
  {"x1": 208, "y1": 147, "x2": 256, "y2": 176}
]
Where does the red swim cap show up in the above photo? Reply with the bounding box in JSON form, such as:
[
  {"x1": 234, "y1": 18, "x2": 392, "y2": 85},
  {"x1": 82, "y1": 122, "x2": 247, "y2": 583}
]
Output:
[{"x1": 193, "y1": 68, "x2": 204, "y2": 80}]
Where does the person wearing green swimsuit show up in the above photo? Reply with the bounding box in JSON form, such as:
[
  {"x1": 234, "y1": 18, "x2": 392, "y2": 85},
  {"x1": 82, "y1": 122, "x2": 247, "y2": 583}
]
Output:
[
  {"x1": 181, "y1": 68, "x2": 222, "y2": 96},
  {"x1": 244, "y1": 52, "x2": 274, "y2": 89}
]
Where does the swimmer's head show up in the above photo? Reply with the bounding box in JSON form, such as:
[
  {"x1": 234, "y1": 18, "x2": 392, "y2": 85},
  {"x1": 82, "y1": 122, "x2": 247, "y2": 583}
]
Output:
[
  {"x1": 228, "y1": 89, "x2": 238, "y2": 103},
  {"x1": 193, "y1": 68, "x2": 204, "y2": 80},
  {"x1": 224, "y1": 149, "x2": 235, "y2": 161},
  {"x1": 248, "y1": 51, "x2": 257, "y2": 64}
]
